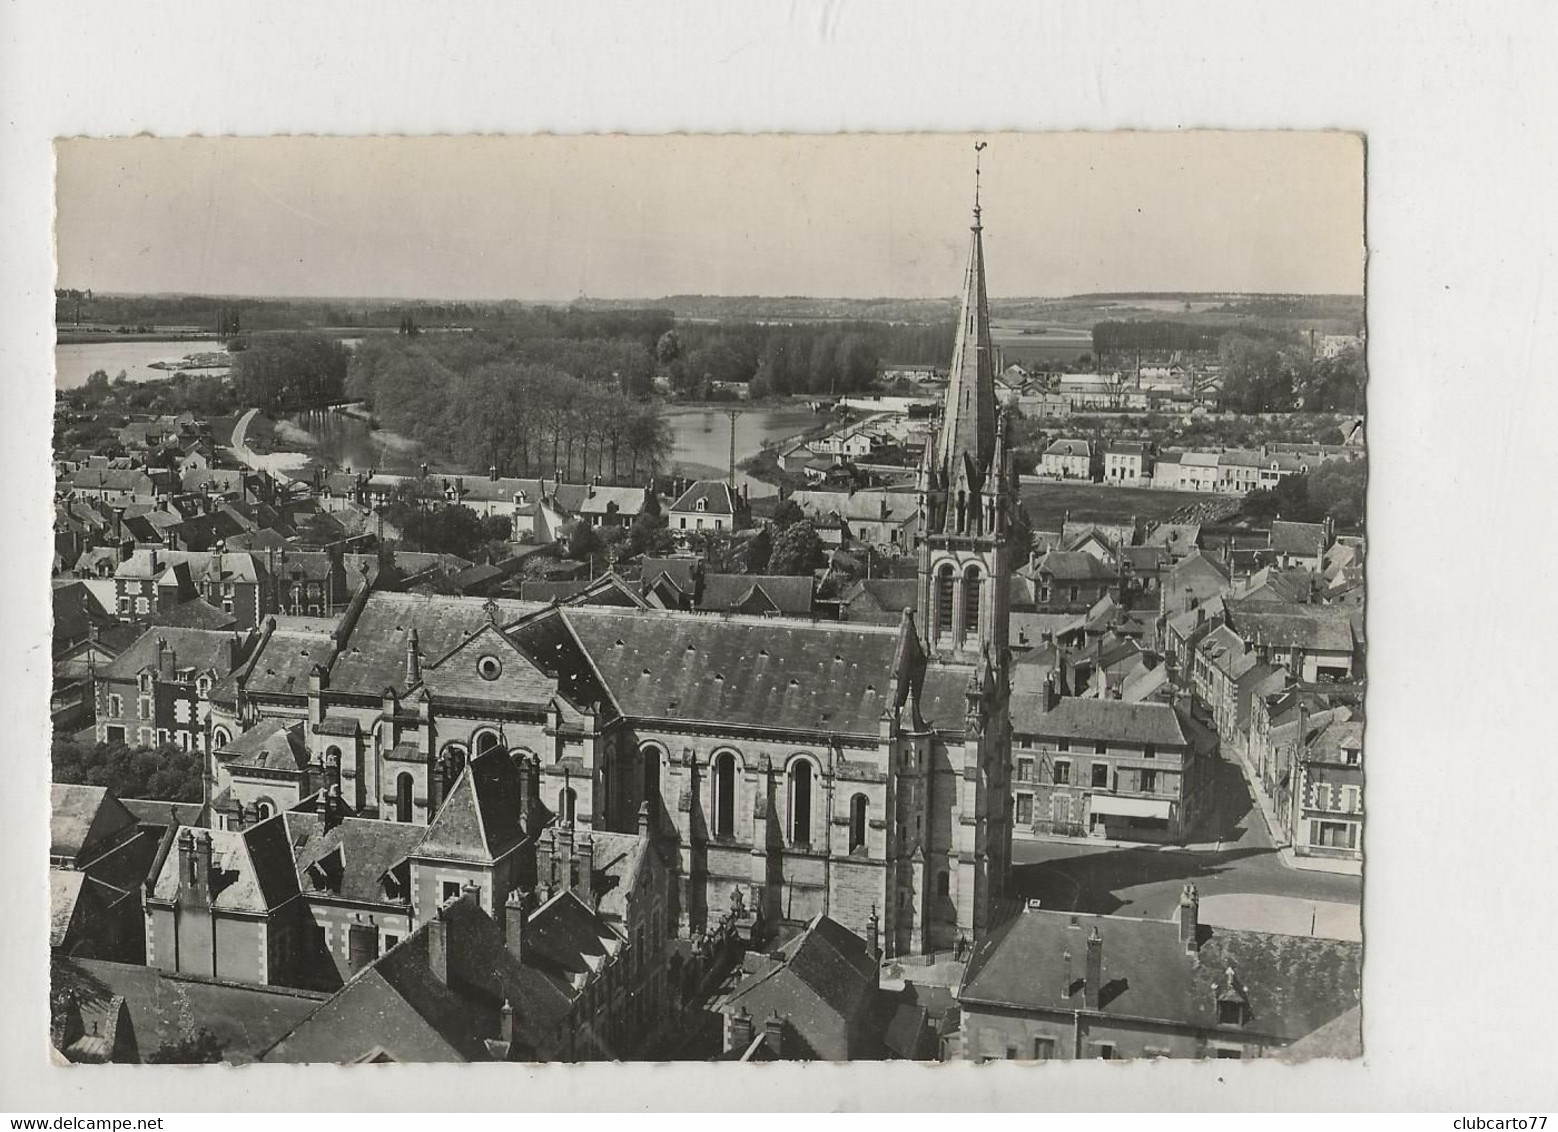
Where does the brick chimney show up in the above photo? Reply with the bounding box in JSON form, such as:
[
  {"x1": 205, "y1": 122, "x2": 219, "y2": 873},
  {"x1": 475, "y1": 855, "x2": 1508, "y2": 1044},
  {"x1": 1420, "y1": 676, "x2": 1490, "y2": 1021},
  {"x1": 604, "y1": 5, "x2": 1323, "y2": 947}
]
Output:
[
  {"x1": 726, "y1": 1006, "x2": 754, "y2": 1054},
  {"x1": 554, "y1": 824, "x2": 574, "y2": 894},
  {"x1": 1178, "y1": 883, "x2": 1200, "y2": 952},
  {"x1": 504, "y1": 889, "x2": 528, "y2": 963},
  {"x1": 157, "y1": 637, "x2": 176, "y2": 683},
  {"x1": 427, "y1": 910, "x2": 448, "y2": 985},
  {"x1": 762, "y1": 1012, "x2": 784, "y2": 1057},
  {"x1": 1084, "y1": 927, "x2": 1103, "y2": 1010}
]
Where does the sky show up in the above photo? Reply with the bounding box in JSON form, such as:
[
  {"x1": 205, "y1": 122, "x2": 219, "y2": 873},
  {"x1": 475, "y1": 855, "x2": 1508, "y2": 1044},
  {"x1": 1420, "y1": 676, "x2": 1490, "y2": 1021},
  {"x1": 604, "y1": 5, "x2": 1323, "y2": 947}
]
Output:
[{"x1": 55, "y1": 133, "x2": 1364, "y2": 301}]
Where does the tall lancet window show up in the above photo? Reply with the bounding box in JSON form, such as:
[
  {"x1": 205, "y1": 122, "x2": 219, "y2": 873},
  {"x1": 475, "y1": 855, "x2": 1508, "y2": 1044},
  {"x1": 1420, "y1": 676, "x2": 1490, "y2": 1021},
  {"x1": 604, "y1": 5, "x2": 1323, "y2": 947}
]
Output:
[
  {"x1": 936, "y1": 564, "x2": 956, "y2": 639},
  {"x1": 963, "y1": 567, "x2": 984, "y2": 644}
]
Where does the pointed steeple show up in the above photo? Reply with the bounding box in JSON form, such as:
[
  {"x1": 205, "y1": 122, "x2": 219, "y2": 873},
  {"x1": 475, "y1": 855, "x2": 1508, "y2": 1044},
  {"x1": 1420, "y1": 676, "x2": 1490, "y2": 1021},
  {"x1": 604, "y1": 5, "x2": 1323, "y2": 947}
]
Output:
[{"x1": 936, "y1": 154, "x2": 998, "y2": 483}]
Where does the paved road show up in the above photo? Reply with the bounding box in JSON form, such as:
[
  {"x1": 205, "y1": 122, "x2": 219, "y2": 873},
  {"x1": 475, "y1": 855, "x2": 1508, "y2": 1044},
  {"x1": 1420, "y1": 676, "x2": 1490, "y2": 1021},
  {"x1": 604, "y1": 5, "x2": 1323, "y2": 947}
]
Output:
[{"x1": 1010, "y1": 742, "x2": 1362, "y2": 922}]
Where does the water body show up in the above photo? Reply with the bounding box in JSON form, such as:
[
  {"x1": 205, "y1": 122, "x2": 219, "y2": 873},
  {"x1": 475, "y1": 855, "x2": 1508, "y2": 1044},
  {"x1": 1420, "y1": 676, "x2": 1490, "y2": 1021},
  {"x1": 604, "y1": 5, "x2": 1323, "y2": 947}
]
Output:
[
  {"x1": 278, "y1": 402, "x2": 830, "y2": 496},
  {"x1": 55, "y1": 340, "x2": 230, "y2": 389}
]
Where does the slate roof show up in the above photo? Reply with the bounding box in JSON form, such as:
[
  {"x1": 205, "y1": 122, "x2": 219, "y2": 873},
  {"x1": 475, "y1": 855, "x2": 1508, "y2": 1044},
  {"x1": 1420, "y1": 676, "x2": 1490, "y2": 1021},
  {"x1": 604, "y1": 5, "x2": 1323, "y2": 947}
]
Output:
[
  {"x1": 219, "y1": 718, "x2": 310, "y2": 772},
  {"x1": 563, "y1": 607, "x2": 902, "y2": 738},
  {"x1": 1043, "y1": 439, "x2": 1091, "y2": 458},
  {"x1": 58, "y1": 957, "x2": 327, "y2": 1064},
  {"x1": 282, "y1": 813, "x2": 425, "y2": 905},
  {"x1": 50, "y1": 784, "x2": 139, "y2": 864},
  {"x1": 669, "y1": 479, "x2": 742, "y2": 517},
  {"x1": 262, "y1": 894, "x2": 590, "y2": 1063},
  {"x1": 142, "y1": 598, "x2": 240, "y2": 632},
  {"x1": 697, "y1": 574, "x2": 816, "y2": 617},
  {"x1": 52, "y1": 581, "x2": 113, "y2": 644},
  {"x1": 913, "y1": 662, "x2": 978, "y2": 735},
  {"x1": 1227, "y1": 604, "x2": 1356, "y2": 653},
  {"x1": 98, "y1": 626, "x2": 246, "y2": 683},
  {"x1": 519, "y1": 578, "x2": 593, "y2": 603},
  {"x1": 721, "y1": 914, "x2": 880, "y2": 1059},
  {"x1": 577, "y1": 484, "x2": 651, "y2": 517},
  {"x1": 148, "y1": 820, "x2": 301, "y2": 914},
  {"x1": 960, "y1": 906, "x2": 1361, "y2": 1045},
  {"x1": 1034, "y1": 551, "x2": 1117, "y2": 581},
  {"x1": 327, "y1": 593, "x2": 542, "y2": 695},
  {"x1": 50, "y1": 870, "x2": 89, "y2": 948},
  {"x1": 842, "y1": 578, "x2": 919, "y2": 623},
  {"x1": 1271, "y1": 520, "x2": 1329, "y2": 558},
  {"x1": 639, "y1": 557, "x2": 701, "y2": 597},
  {"x1": 1010, "y1": 695, "x2": 1200, "y2": 748},
  {"x1": 414, "y1": 751, "x2": 529, "y2": 864}
]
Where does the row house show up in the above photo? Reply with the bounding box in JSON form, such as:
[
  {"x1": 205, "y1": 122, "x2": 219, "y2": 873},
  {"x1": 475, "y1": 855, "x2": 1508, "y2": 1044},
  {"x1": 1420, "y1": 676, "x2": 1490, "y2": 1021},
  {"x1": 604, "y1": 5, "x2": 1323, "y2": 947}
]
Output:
[
  {"x1": 65, "y1": 467, "x2": 172, "y2": 508},
  {"x1": 94, "y1": 625, "x2": 256, "y2": 752},
  {"x1": 1010, "y1": 682, "x2": 1215, "y2": 843},
  {"x1": 1224, "y1": 601, "x2": 1359, "y2": 683},
  {"x1": 1102, "y1": 442, "x2": 1153, "y2": 486},
  {"x1": 957, "y1": 892, "x2": 1361, "y2": 1060},
  {"x1": 113, "y1": 546, "x2": 276, "y2": 628},
  {"x1": 1189, "y1": 624, "x2": 1286, "y2": 751},
  {"x1": 1290, "y1": 717, "x2": 1364, "y2": 862}
]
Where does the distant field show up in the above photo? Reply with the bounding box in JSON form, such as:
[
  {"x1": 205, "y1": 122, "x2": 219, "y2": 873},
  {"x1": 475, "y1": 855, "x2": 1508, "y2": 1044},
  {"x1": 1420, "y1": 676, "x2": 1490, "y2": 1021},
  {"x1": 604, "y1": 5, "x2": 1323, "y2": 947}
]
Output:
[{"x1": 1018, "y1": 481, "x2": 1212, "y2": 528}]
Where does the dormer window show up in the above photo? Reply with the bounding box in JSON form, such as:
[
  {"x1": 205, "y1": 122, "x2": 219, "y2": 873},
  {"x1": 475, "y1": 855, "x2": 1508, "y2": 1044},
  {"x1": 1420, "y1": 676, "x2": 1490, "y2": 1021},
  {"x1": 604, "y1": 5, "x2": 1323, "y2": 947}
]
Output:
[
  {"x1": 696, "y1": 499, "x2": 707, "y2": 512},
  {"x1": 195, "y1": 675, "x2": 212, "y2": 696},
  {"x1": 1218, "y1": 1000, "x2": 1247, "y2": 1026},
  {"x1": 138, "y1": 672, "x2": 153, "y2": 693}
]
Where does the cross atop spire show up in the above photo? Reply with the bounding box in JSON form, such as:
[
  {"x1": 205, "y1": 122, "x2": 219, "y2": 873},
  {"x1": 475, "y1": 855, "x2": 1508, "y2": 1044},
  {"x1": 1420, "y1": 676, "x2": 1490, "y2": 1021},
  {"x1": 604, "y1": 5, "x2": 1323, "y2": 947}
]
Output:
[{"x1": 973, "y1": 140, "x2": 987, "y2": 226}]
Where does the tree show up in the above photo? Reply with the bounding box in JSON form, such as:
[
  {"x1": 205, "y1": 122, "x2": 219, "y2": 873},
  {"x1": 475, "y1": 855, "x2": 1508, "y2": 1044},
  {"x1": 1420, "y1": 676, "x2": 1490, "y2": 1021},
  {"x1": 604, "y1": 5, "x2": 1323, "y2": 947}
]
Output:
[
  {"x1": 769, "y1": 520, "x2": 824, "y2": 576},
  {"x1": 562, "y1": 519, "x2": 601, "y2": 560},
  {"x1": 1307, "y1": 459, "x2": 1366, "y2": 528},
  {"x1": 627, "y1": 511, "x2": 673, "y2": 558},
  {"x1": 656, "y1": 329, "x2": 682, "y2": 366},
  {"x1": 744, "y1": 526, "x2": 773, "y2": 573},
  {"x1": 52, "y1": 738, "x2": 203, "y2": 802},
  {"x1": 769, "y1": 498, "x2": 805, "y2": 531}
]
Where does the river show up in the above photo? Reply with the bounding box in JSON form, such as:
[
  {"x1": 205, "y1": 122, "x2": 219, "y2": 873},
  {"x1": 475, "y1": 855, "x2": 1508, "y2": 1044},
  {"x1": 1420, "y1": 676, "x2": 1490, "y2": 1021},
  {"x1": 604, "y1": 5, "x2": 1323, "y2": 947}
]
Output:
[{"x1": 56, "y1": 340, "x2": 831, "y2": 494}]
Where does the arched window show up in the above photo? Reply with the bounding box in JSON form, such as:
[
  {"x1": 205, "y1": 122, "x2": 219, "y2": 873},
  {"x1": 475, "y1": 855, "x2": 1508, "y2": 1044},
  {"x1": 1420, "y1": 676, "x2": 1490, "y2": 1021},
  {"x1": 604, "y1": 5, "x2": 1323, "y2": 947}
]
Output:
[
  {"x1": 395, "y1": 773, "x2": 413, "y2": 823},
  {"x1": 641, "y1": 744, "x2": 662, "y2": 807},
  {"x1": 439, "y1": 743, "x2": 467, "y2": 797},
  {"x1": 472, "y1": 729, "x2": 502, "y2": 757},
  {"x1": 788, "y1": 759, "x2": 814, "y2": 845},
  {"x1": 712, "y1": 751, "x2": 737, "y2": 838},
  {"x1": 211, "y1": 726, "x2": 231, "y2": 750},
  {"x1": 935, "y1": 564, "x2": 955, "y2": 638},
  {"x1": 325, "y1": 744, "x2": 342, "y2": 767},
  {"x1": 255, "y1": 799, "x2": 275, "y2": 822},
  {"x1": 962, "y1": 566, "x2": 983, "y2": 643},
  {"x1": 849, "y1": 794, "x2": 868, "y2": 853},
  {"x1": 558, "y1": 787, "x2": 577, "y2": 826}
]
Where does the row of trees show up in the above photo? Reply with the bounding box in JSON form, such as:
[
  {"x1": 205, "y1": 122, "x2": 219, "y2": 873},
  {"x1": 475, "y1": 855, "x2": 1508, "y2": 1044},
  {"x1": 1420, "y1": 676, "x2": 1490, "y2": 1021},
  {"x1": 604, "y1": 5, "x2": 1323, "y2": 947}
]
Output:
[
  {"x1": 1218, "y1": 333, "x2": 1366, "y2": 414},
  {"x1": 1241, "y1": 459, "x2": 1366, "y2": 529},
  {"x1": 231, "y1": 332, "x2": 349, "y2": 411},
  {"x1": 347, "y1": 334, "x2": 674, "y2": 483},
  {"x1": 52, "y1": 737, "x2": 204, "y2": 802}
]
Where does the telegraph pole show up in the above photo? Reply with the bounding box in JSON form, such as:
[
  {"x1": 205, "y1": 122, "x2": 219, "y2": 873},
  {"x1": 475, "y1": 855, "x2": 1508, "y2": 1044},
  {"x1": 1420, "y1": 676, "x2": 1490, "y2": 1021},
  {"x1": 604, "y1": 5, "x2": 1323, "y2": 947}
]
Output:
[{"x1": 723, "y1": 407, "x2": 743, "y2": 488}]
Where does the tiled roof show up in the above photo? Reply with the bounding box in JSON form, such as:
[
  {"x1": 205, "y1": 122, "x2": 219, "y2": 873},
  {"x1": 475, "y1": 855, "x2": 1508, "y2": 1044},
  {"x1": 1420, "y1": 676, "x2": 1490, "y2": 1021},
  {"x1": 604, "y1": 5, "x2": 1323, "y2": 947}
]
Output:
[{"x1": 960, "y1": 906, "x2": 1360, "y2": 1044}]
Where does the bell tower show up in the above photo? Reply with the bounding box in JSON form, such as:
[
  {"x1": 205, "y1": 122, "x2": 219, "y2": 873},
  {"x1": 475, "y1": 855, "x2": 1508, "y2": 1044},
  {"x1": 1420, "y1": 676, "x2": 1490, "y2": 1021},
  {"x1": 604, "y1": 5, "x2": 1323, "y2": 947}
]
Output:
[{"x1": 918, "y1": 146, "x2": 1015, "y2": 666}]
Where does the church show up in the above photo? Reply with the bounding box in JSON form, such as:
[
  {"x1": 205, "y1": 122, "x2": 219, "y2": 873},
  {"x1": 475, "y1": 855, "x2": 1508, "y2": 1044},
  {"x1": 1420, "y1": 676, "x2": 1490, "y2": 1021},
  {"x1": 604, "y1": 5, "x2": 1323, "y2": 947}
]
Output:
[{"x1": 206, "y1": 195, "x2": 1017, "y2": 959}]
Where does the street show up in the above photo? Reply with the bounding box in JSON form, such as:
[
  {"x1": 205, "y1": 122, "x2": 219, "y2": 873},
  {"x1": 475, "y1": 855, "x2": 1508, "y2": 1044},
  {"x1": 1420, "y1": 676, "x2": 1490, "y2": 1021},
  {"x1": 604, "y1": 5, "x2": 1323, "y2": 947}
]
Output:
[{"x1": 1010, "y1": 741, "x2": 1362, "y2": 923}]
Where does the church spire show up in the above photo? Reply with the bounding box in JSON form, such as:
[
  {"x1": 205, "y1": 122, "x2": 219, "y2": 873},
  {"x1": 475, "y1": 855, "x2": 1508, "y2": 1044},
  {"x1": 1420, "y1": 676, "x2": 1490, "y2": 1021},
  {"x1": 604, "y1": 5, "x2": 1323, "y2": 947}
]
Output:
[{"x1": 935, "y1": 142, "x2": 998, "y2": 482}]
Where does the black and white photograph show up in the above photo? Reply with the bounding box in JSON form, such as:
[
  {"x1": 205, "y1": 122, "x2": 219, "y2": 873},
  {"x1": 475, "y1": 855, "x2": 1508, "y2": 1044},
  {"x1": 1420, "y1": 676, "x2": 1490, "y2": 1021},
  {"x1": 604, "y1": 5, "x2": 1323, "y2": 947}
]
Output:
[
  {"x1": 3, "y1": 1, "x2": 1556, "y2": 1116},
  {"x1": 43, "y1": 132, "x2": 1365, "y2": 1065}
]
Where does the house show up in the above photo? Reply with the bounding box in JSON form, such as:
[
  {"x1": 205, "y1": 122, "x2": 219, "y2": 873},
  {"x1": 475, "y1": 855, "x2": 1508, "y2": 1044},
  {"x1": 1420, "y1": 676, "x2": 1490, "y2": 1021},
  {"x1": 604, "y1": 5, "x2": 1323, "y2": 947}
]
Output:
[
  {"x1": 787, "y1": 488, "x2": 920, "y2": 551},
  {"x1": 839, "y1": 578, "x2": 919, "y2": 625},
  {"x1": 1215, "y1": 449, "x2": 1264, "y2": 494},
  {"x1": 261, "y1": 885, "x2": 626, "y2": 1062},
  {"x1": 577, "y1": 483, "x2": 655, "y2": 530},
  {"x1": 696, "y1": 574, "x2": 817, "y2": 619},
  {"x1": 1017, "y1": 389, "x2": 1070, "y2": 420},
  {"x1": 213, "y1": 717, "x2": 316, "y2": 822},
  {"x1": 1190, "y1": 624, "x2": 1286, "y2": 749},
  {"x1": 1102, "y1": 442, "x2": 1152, "y2": 485},
  {"x1": 143, "y1": 820, "x2": 307, "y2": 986},
  {"x1": 50, "y1": 784, "x2": 164, "y2": 964},
  {"x1": 1159, "y1": 548, "x2": 1229, "y2": 619},
  {"x1": 668, "y1": 480, "x2": 750, "y2": 539},
  {"x1": 1269, "y1": 519, "x2": 1333, "y2": 570},
  {"x1": 93, "y1": 625, "x2": 256, "y2": 752},
  {"x1": 113, "y1": 546, "x2": 275, "y2": 628},
  {"x1": 956, "y1": 893, "x2": 1361, "y2": 1060},
  {"x1": 1009, "y1": 685, "x2": 1215, "y2": 843},
  {"x1": 1041, "y1": 439, "x2": 1093, "y2": 480},
  {"x1": 1225, "y1": 601, "x2": 1358, "y2": 682},
  {"x1": 718, "y1": 914, "x2": 882, "y2": 1060},
  {"x1": 1290, "y1": 717, "x2": 1364, "y2": 862},
  {"x1": 67, "y1": 467, "x2": 169, "y2": 508},
  {"x1": 1025, "y1": 551, "x2": 1119, "y2": 613}
]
